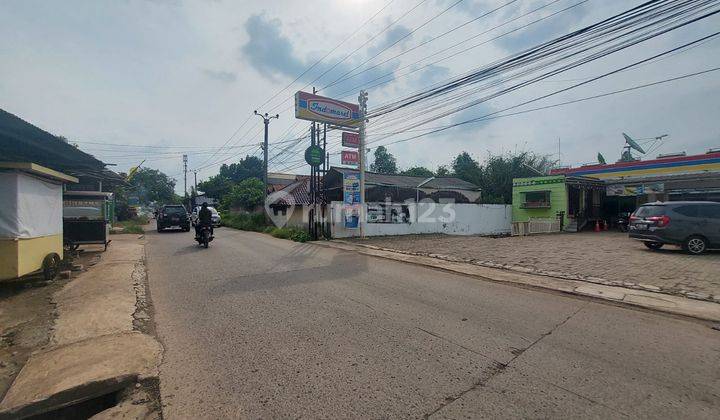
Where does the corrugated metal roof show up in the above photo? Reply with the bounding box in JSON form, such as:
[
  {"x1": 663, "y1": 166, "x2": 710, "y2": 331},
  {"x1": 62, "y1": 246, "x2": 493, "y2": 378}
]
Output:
[
  {"x1": 330, "y1": 167, "x2": 479, "y2": 191},
  {"x1": 0, "y1": 108, "x2": 106, "y2": 171}
]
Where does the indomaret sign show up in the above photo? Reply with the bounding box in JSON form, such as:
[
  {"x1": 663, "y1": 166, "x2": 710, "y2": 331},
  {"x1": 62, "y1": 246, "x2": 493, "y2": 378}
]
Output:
[{"x1": 295, "y1": 91, "x2": 360, "y2": 128}]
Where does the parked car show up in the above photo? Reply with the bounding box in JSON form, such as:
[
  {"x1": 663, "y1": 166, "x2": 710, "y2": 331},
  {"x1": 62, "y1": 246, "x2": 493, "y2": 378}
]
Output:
[
  {"x1": 628, "y1": 201, "x2": 720, "y2": 254},
  {"x1": 157, "y1": 205, "x2": 190, "y2": 232},
  {"x1": 191, "y1": 206, "x2": 221, "y2": 227}
]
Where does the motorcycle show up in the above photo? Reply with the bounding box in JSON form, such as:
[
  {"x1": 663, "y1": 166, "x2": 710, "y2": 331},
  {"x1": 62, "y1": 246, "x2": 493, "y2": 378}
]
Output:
[
  {"x1": 616, "y1": 212, "x2": 630, "y2": 232},
  {"x1": 195, "y1": 225, "x2": 214, "y2": 248}
]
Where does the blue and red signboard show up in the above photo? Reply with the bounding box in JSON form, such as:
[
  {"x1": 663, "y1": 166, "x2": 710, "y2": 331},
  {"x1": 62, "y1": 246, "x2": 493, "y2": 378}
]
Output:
[{"x1": 295, "y1": 91, "x2": 360, "y2": 127}]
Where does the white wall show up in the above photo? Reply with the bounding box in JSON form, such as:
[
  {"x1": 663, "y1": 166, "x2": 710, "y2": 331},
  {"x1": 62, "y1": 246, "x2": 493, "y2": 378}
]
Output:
[{"x1": 329, "y1": 202, "x2": 511, "y2": 238}]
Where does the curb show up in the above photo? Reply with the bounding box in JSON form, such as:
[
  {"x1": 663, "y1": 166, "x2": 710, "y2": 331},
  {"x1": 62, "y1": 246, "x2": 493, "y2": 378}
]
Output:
[
  {"x1": 331, "y1": 240, "x2": 719, "y2": 304},
  {"x1": 314, "y1": 240, "x2": 720, "y2": 322}
]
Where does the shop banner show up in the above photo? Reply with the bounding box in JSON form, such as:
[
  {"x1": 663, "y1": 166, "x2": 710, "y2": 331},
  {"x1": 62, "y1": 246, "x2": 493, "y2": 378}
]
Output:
[
  {"x1": 295, "y1": 91, "x2": 360, "y2": 127},
  {"x1": 342, "y1": 132, "x2": 360, "y2": 148},
  {"x1": 341, "y1": 150, "x2": 359, "y2": 166},
  {"x1": 343, "y1": 173, "x2": 360, "y2": 204},
  {"x1": 606, "y1": 183, "x2": 664, "y2": 196},
  {"x1": 343, "y1": 204, "x2": 360, "y2": 229}
]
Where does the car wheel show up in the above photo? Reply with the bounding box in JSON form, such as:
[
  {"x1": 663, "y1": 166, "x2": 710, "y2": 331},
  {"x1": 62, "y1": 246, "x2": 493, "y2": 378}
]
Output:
[
  {"x1": 683, "y1": 235, "x2": 707, "y2": 255},
  {"x1": 643, "y1": 242, "x2": 663, "y2": 250}
]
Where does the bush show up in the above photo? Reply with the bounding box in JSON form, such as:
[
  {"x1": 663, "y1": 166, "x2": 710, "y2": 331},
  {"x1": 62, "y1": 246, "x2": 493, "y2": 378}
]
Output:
[
  {"x1": 221, "y1": 212, "x2": 310, "y2": 243},
  {"x1": 268, "y1": 226, "x2": 311, "y2": 243},
  {"x1": 221, "y1": 212, "x2": 267, "y2": 232},
  {"x1": 269, "y1": 227, "x2": 292, "y2": 239},
  {"x1": 289, "y1": 229, "x2": 311, "y2": 243}
]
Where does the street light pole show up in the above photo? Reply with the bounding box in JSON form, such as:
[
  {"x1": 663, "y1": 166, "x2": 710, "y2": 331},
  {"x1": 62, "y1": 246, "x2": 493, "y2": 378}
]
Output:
[{"x1": 254, "y1": 110, "x2": 279, "y2": 201}]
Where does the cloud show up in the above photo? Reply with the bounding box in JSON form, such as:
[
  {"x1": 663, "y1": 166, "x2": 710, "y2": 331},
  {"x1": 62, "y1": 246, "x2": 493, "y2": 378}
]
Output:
[
  {"x1": 239, "y1": 13, "x2": 405, "y2": 99},
  {"x1": 415, "y1": 64, "x2": 451, "y2": 86},
  {"x1": 202, "y1": 69, "x2": 237, "y2": 83},
  {"x1": 495, "y1": 1, "x2": 592, "y2": 51},
  {"x1": 240, "y1": 14, "x2": 306, "y2": 79},
  {"x1": 367, "y1": 24, "x2": 413, "y2": 56},
  {"x1": 449, "y1": 102, "x2": 496, "y2": 132}
]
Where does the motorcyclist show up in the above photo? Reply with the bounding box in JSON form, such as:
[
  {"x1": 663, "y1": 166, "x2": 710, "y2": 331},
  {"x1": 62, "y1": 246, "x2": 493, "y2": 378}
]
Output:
[{"x1": 195, "y1": 202, "x2": 213, "y2": 238}]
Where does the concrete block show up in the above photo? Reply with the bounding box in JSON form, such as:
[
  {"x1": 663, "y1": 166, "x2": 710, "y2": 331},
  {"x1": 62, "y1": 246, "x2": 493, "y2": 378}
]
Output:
[{"x1": 0, "y1": 332, "x2": 161, "y2": 419}]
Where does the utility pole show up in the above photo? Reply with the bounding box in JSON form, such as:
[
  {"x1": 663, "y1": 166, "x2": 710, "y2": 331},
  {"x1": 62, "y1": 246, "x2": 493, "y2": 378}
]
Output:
[
  {"x1": 183, "y1": 154, "x2": 188, "y2": 209},
  {"x1": 192, "y1": 170, "x2": 198, "y2": 207},
  {"x1": 254, "y1": 110, "x2": 279, "y2": 201},
  {"x1": 358, "y1": 90, "x2": 368, "y2": 239}
]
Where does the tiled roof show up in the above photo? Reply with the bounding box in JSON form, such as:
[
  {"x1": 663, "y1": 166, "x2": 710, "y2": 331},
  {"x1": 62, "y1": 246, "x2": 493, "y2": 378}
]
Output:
[{"x1": 269, "y1": 176, "x2": 318, "y2": 205}]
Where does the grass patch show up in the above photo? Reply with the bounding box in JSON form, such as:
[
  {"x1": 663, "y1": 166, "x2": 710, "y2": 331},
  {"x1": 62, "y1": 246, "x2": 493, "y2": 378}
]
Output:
[
  {"x1": 112, "y1": 219, "x2": 145, "y2": 234},
  {"x1": 221, "y1": 212, "x2": 311, "y2": 242},
  {"x1": 221, "y1": 212, "x2": 267, "y2": 232}
]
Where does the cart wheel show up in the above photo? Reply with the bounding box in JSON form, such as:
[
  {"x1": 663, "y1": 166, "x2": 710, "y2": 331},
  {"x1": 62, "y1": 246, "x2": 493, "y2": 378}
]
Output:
[{"x1": 42, "y1": 253, "x2": 61, "y2": 281}]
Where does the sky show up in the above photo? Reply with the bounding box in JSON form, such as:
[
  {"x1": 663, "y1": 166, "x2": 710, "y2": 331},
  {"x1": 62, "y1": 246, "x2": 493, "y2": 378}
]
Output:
[{"x1": 1, "y1": 0, "x2": 719, "y2": 194}]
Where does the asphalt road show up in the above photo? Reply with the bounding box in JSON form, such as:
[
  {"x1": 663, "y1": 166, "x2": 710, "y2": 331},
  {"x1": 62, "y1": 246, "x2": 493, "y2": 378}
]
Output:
[{"x1": 146, "y1": 227, "x2": 720, "y2": 419}]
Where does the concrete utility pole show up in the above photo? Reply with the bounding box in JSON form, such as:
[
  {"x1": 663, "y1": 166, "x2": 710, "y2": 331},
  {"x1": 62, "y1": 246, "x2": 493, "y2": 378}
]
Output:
[
  {"x1": 183, "y1": 154, "x2": 188, "y2": 208},
  {"x1": 254, "y1": 110, "x2": 279, "y2": 201},
  {"x1": 358, "y1": 90, "x2": 368, "y2": 239}
]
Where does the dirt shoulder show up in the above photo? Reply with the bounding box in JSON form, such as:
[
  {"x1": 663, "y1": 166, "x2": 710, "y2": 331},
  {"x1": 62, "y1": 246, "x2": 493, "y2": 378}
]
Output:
[{"x1": 0, "y1": 235, "x2": 163, "y2": 419}]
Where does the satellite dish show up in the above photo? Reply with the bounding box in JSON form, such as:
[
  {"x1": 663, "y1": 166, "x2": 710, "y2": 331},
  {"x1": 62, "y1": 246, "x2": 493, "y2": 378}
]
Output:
[
  {"x1": 622, "y1": 133, "x2": 646, "y2": 154},
  {"x1": 597, "y1": 153, "x2": 606, "y2": 164}
]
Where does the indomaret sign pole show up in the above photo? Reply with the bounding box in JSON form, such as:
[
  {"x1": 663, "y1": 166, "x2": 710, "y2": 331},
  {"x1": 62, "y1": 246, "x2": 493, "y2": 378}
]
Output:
[{"x1": 358, "y1": 90, "x2": 368, "y2": 239}]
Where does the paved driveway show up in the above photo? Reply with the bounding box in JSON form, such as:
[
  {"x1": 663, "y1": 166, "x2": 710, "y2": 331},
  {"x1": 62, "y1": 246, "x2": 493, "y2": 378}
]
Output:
[{"x1": 354, "y1": 232, "x2": 720, "y2": 301}]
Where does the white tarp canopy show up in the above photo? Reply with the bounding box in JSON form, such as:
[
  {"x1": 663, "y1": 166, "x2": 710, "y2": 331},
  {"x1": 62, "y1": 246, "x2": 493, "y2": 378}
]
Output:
[{"x1": 0, "y1": 171, "x2": 63, "y2": 239}]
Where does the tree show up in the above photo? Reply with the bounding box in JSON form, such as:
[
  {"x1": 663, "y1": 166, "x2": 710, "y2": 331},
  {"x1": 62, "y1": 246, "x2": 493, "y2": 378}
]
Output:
[
  {"x1": 435, "y1": 165, "x2": 450, "y2": 177},
  {"x1": 221, "y1": 178, "x2": 264, "y2": 211},
  {"x1": 198, "y1": 155, "x2": 263, "y2": 202},
  {"x1": 113, "y1": 168, "x2": 179, "y2": 220},
  {"x1": 370, "y1": 146, "x2": 397, "y2": 174},
  {"x1": 197, "y1": 175, "x2": 232, "y2": 201},
  {"x1": 452, "y1": 152, "x2": 482, "y2": 186},
  {"x1": 480, "y1": 152, "x2": 554, "y2": 204},
  {"x1": 129, "y1": 168, "x2": 178, "y2": 205},
  {"x1": 400, "y1": 166, "x2": 434, "y2": 178},
  {"x1": 219, "y1": 155, "x2": 263, "y2": 183}
]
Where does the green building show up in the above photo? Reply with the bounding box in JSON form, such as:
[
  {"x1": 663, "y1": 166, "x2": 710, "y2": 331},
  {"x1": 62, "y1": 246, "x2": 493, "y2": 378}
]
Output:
[{"x1": 512, "y1": 175, "x2": 605, "y2": 233}]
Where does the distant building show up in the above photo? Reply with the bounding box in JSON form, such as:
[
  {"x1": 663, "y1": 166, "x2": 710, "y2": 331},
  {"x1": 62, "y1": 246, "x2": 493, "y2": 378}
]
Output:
[
  {"x1": 193, "y1": 194, "x2": 218, "y2": 208},
  {"x1": 266, "y1": 167, "x2": 510, "y2": 238},
  {"x1": 267, "y1": 172, "x2": 303, "y2": 194}
]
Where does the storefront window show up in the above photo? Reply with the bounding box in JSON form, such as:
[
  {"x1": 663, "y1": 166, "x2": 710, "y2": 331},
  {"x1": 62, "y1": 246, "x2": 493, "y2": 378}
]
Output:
[{"x1": 521, "y1": 191, "x2": 551, "y2": 208}]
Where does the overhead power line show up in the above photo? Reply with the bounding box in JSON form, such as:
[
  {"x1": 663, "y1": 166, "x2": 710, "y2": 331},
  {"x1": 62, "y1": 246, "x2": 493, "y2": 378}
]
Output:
[
  {"x1": 253, "y1": 0, "x2": 397, "y2": 112},
  {"x1": 265, "y1": 0, "x2": 430, "y2": 114},
  {"x1": 321, "y1": 0, "x2": 467, "y2": 91},
  {"x1": 368, "y1": 36, "x2": 720, "y2": 150}
]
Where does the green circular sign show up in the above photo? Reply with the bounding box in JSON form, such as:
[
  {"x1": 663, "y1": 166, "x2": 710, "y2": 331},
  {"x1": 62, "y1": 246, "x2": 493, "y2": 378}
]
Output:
[{"x1": 304, "y1": 145, "x2": 325, "y2": 167}]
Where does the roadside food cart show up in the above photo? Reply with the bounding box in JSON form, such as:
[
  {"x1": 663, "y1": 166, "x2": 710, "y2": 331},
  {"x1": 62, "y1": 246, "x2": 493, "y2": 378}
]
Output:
[
  {"x1": 0, "y1": 162, "x2": 78, "y2": 281},
  {"x1": 62, "y1": 191, "x2": 113, "y2": 251}
]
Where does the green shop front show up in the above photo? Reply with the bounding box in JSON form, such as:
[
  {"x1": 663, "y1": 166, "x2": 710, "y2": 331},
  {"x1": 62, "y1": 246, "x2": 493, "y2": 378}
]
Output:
[{"x1": 512, "y1": 175, "x2": 606, "y2": 233}]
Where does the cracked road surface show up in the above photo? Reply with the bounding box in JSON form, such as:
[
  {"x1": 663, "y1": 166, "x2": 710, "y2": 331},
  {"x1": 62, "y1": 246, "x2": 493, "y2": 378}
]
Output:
[{"x1": 146, "y1": 228, "x2": 720, "y2": 419}]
